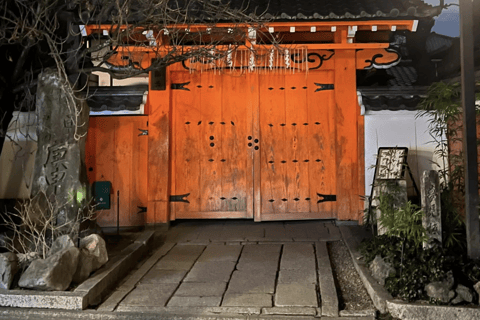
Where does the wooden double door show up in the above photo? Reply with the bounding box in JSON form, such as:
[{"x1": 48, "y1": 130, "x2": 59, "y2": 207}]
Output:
[{"x1": 171, "y1": 71, "x2": 337, "y2": 221}]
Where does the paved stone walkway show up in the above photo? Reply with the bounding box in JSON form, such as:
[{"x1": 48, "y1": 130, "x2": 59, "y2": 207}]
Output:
[{"x1": 99, "y1": 220, "x2": 372, "y2": 318}]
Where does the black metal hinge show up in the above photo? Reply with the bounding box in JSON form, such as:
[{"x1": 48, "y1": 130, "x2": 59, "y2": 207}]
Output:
[
  {"x1": 314, "y1": 83, "x2": 334, "y2": 92},
  {"x1": 171, "y1": 82, "x2": 190, "y2": 91},
  {"x1": 170, "y1": 193, "x2": 190, "y2": 203},
  {"x1": 317, "y1": 193, "x2": 337, "y2": 203},
  {"x1": 138, "y1": 129, "x2": 148, "y2": 136}
]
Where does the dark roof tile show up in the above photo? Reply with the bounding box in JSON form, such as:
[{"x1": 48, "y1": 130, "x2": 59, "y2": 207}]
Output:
[{"x1": 238, "y1": 0, "x2": 438, "y2": 20}]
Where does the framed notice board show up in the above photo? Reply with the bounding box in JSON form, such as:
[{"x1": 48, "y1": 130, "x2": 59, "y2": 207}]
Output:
[
  {"x1": 368, "y1": 147, "x2": 409, "y2": 212},
  {"x1": 374, "y1": 147, "x2": 409, "y2": 180}
]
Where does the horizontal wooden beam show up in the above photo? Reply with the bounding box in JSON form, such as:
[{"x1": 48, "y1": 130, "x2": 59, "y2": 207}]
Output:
[
  {"x1": 111, "y1": 42, "x2": 389, "y2": 54},
  {"x1": 83, "y1": 20, "x2": 417, "y2": 35}
]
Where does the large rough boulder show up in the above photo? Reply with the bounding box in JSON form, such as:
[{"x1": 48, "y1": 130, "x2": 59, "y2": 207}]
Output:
[
  {"x1": 425, "y1": 271, "x2": 455, "y2": 303},
  {"x1": 369, "y1": 255, "x2": 396, "y2": 285},
  {"x1": 18, "y1": 246, "x2": 80, "y2": 291},
  {"x1": 48, "y1": 234, "x2": 75, "y2": 256},
  {"x1": 0, "y1": 252, "x2": 19, "y2": 289},
  {"x1": 72, "y1": 234, "x2": 108, "y2": 284}
]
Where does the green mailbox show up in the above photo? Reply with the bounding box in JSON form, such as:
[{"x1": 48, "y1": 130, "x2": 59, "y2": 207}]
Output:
[{"x1": 92, "y1": 181, "x2": 111, "y2": 210}]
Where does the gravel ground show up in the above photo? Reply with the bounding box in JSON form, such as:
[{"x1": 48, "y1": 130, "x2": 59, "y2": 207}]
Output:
[{"x1": 329, "y1": 240, "x2": 375, "y2": 311}]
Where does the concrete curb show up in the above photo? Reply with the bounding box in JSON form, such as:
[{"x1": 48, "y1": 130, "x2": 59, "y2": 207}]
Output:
[
  {"x1": 0, "y1": 307, "x2": 374, "y2": 320},
  {"x1": 0, "y1": 230, "x2": 155, "y2": 310},
  {"x1": 340, "y1": 226, "x2": 480, "y2": 319},
  {"x1": 387, "y1": 299, "x2": 480, "y2": 320}
]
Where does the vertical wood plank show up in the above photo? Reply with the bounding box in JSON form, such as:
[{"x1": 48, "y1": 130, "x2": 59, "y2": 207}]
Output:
[
  {"x1": 334, "y1": 50, "x2": 359, "y2": 220},
  {"x1": 129, "y1": 116, "x2": 148, "y2": 226},
  {"x1": 251, "y1": 73, "x2": 261, "y2": 221},
  {"x1": 92, "y1": 117, "x2": 116, "y2": 227},
  {"x1": 199, "y1": 72, "x2": 223, "y2": 212},
  {"x1": 259, "y1": 74, "x2": 287, "y2": 215},
  {"x1": 115, "y1": 117, "x2": 133, "y2": 227},
  {"x1": 171, "y1": 71, "x2": 202, "y2": 216},
  {"x1": 285, "y1": 74, "x2": 310, "y2": 213},
  {"x1": 307, "y1": 71, "x2": 336, "y2": 217},
  {"x1": 85, "y1": 117, "x2": 97, "y2": 185},
  {"x1": 221, "y1": 73, "x2": 250, "y2": 215},
  {"x1": 147, "y1": 68, "x2": 171, "y2": 224},
  {"x1": 357, "y1": 106, "x2": 365, "y2": 222}
]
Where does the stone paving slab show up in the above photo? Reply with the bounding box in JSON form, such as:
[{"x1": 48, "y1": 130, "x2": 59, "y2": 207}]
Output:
[
  {"x1": 226, "y1": 271, "x2": 276, "y2": 294},
  {"x1": 167, "y1": 296, "x2": 222, "y2": 307},
  {"x1": 153, "y1": 257, "x2": 197, "y2": 270},
  {"x1": 162, "y1": 245, "x2": 205, "y2": 258},
  {"x1": 118, "y1": 283, "x2": 177, "y2": 307},
  {"x1": 274, "y1": 283, "x2": 318, "y2": 307},
  {"x1": 98, "y1": 242, "x2": 175, "y2": 312},
  {"x1": 280, "y1": 243, "x2": 316, "y2": 270},
  {"x1": 222, "y1": 293, "x2": 273, "y2": 307},
  {"x1": 183, "y1": 261, "x2": 236, "y2": 283},
  {"x1": 235, "y1": 261, "x2": 279, "y2": 272},
  {"x1": 139, "y1": 269, "x2": 187, "y2": 284},
  {"x1": 242, "y1": 244, "x2": 282, "y2": 255},
  {"x1": 197, "y1": 244, "x2": 242, "y2": 262},
  {"x1": 174, "y1": 282, "x2": 227, "y2": 297},
  {"x1": 277, "y1": 269, "x2": 316, "y2": 284},
  {"x1": 261, "y1": 307, "x2": 317, "y2": 316}
]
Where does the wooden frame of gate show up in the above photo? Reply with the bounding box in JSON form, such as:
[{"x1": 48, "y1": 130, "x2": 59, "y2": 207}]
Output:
[
  {"x1": 85, "y1": 20, "x2": 418, "y2": 225},
  {"x1": 143, "y1": 21, "x2": 417, "y2": 224}
]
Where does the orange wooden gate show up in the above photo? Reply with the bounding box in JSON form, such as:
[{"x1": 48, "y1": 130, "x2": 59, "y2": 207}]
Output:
[
  {"x1": 86, "y1": 116, "x2": 148, "y2": 227},
  {"x1": 170, "y1": 71, "x2": 338, "y2": 221}
]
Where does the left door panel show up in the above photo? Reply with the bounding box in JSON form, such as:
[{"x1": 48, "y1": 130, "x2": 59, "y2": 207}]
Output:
[
  {"x1": 86, "y1": 116, "x2": 148, "y2": 228},
  {"x1": 171, "y1": 71, "x2": 254, "y2": 220}
]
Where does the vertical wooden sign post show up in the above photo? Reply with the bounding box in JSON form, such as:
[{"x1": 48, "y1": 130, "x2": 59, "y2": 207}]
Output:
[{"x1": 460, "y1": 0, "x2": 480, "y2": 260}]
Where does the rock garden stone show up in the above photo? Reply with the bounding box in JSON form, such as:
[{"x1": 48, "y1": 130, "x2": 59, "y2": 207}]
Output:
[
  {"x1": 369, "y1": 255, "x2": 395, "y2": 285},
  {"x1": 18, "y1": 246, "x2": 80, "y2": 291},
  {"x1": 72, "y1": 234, "x2": 108, "y2": 284},
  {"x1": 48, "y1": 234, "x2": 75, "y2": 256},
  {"x1": 451, "y1": 294, "x2": 464, "y2": 305},
  {"x1": 474, "y1": 281, "x2": 480, "y2": 304},
  {"x1": 456, "y1": 284, "x2": 473, "y2": 303},
  {"x1": 0, "y1": 252, "x2": 19, "y2": 289},
  {"x1": 425, "y1": 272, "x2": 455, "y2": 303}
]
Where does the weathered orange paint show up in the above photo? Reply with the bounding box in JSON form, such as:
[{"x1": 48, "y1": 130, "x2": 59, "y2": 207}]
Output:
[
  {"x1": 85, "y1": 116, "x2": 148, "y2": 228},
  {"x1": 146, "y1": 71, "x2": 172, "y2": 224},
  {"x1": 84, "y1": 16, "x2": 416, "y2": 223},
  {"x1": 333, "y1": 50, "x2": 360, "y2": 221}
]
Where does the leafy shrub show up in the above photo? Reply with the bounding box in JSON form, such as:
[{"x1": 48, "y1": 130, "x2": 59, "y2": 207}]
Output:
[{"x1": 360, "y1": 235, "x2": 480, "y2": 302}]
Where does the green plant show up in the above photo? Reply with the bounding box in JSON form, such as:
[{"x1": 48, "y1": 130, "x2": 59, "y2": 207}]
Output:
[
  {"x1": 378, "y1": 200, "x2": 427, "y2": 248},
  {"x1": 416, "y1": 81, "x2": 480, "y2": 250},
  {"x1": 359, "y1": 235, "x2": 458, "y2": 302}
]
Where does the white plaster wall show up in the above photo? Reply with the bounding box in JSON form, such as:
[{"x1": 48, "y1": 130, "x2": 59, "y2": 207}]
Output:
[
  {"x1": 364, "y1": 110, "x2": 446, "y2": 197},
  {"x1": 0, "y1": 112, "x2": 37, "y2": 199}
]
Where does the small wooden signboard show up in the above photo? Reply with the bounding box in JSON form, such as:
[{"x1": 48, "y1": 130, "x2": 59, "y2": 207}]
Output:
[{"x1": 374, "y1": 147, "x2": 408, "y2": 180}]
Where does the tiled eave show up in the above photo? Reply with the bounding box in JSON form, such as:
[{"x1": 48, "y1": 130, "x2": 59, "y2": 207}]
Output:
[{"x1": 358, "y1": 87, "x2": 429, "y2": 112}]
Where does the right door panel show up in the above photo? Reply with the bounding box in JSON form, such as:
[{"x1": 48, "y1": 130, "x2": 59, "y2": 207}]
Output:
[{"x1": 257, "y1": 71, "x2": 337, "y2": 220}]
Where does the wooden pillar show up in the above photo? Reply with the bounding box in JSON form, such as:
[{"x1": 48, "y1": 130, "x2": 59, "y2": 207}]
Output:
[
  {"x1": 460, "y1": 0, "x2": 480, "y2": 259},
  {"x1": 147, "y1": 69, "x2": 171, "y2": 225},
  {"x1": 334, "y1": 49, "x2": 359, "y2": 220}
]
